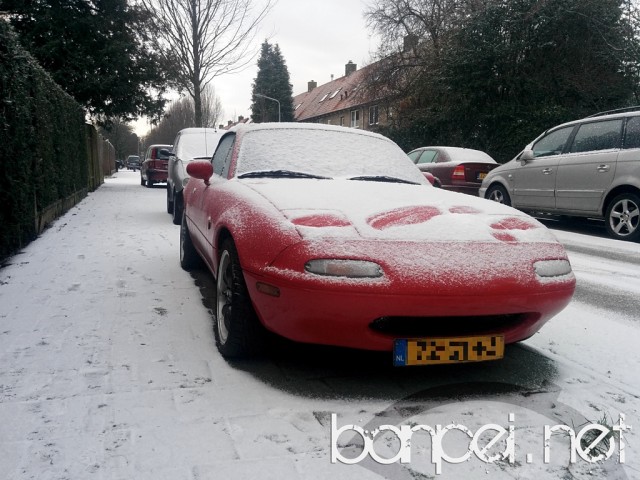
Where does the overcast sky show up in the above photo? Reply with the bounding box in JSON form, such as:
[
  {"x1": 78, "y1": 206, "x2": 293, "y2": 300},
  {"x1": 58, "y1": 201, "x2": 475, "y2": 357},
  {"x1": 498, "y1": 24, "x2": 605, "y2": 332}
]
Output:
[{"x1": 135, "y1": 0, "x2": 379, "y2": 135}]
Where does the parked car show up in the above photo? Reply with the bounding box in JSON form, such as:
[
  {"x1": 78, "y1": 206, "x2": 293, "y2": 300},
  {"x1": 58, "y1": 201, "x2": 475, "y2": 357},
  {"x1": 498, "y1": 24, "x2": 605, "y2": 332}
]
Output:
[
  {"x1": 126, "y1": 155, "x2": 140, "y2": 171},
  {"x1": 166, "y1": 128, "x2": 224, "y2": 224},
  {"x1": 180, "y1": 123, "x2": 575, "y2": 363},
  {"x1": 115, "y1": 159, "x2": 124, "y2": 170},
  {"x1": 407, "y1": 146, "x2": 498, "y2": 196},
  {"x1": 480, "y1": 107, "x2": 640, "y2": 241},
  {"x1": 141, "y1": 144, "x2": 172, "y2": 187}
]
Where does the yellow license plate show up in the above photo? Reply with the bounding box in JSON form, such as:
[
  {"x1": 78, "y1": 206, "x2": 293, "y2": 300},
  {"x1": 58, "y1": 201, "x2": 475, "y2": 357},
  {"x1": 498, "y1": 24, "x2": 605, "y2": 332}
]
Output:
[
  {"x1": 393, "y1": 335, "x2": 504, "y2": 366},
  {"x1": 477, "y1": 172, "x2": 488, "y2": 180}
]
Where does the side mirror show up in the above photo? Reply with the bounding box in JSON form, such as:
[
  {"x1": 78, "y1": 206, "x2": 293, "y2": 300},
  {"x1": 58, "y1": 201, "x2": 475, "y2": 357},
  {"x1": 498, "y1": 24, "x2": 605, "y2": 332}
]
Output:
[
  {"x1": 422, "y1": 172, "x2": 441, "y2": 187},
  {"x1": 160, "y1": 148, "x2": 173, "y2": 157},
  {"x1": 186, "y1": 160, "x2": 213, "y2": 185},
  {"x1": 520, "y1": 150, "x2": 535, "y2": 164}
]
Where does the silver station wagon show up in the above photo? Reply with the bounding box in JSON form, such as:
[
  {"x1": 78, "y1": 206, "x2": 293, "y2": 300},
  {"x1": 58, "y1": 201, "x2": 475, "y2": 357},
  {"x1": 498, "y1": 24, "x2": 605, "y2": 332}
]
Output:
[{"x1": 480, "y1": 107, "x2": 640, "y2": 241}]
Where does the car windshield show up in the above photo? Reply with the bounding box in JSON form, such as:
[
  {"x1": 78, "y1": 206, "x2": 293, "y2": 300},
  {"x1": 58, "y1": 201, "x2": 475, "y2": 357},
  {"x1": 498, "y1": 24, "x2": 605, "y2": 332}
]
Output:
[
  {"x1": 236, "y1": 128, "x2": 427, "y2": 185},
  {"x1": 177, "y1": 132, "x2": 223, "y2": 161}
]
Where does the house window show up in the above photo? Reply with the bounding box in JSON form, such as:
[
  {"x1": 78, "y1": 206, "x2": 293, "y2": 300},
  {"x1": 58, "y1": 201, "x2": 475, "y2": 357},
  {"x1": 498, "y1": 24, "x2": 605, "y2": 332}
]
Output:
[
  {"x1": 369, "y1": 105, "x2": 379, "y2": 125},
  {"x1": 350, "y1": 109, "x2": 360, "y2": 128}
]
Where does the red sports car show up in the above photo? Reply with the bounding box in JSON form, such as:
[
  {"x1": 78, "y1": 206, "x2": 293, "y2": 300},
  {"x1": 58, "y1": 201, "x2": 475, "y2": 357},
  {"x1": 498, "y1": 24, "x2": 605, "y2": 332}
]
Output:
[{"x1": 181, "y1": 123, "x2": 575, "y2": 366}]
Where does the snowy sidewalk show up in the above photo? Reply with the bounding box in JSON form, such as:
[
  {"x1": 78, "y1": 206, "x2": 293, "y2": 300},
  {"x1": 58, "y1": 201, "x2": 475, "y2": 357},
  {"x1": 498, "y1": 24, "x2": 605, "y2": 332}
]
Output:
[
  {"x1": 1, "y1": 171, "x2": 638, "y2": 480},
  {"x1": 0, "y1": 172, "x2": 347, "y2": 480}
]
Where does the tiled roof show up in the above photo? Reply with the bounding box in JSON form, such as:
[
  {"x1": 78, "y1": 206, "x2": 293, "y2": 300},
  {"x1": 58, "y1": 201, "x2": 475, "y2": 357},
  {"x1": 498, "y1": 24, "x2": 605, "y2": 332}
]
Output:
[{"x1": 293, "y1": 64, "x2": 376, "y2": 122}]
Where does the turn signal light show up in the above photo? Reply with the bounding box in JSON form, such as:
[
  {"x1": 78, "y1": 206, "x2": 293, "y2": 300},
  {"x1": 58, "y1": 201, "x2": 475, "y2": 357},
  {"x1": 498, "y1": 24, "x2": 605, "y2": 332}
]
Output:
[{"x1": 256, "y1": 282, "x2": 280, "y2": 297}]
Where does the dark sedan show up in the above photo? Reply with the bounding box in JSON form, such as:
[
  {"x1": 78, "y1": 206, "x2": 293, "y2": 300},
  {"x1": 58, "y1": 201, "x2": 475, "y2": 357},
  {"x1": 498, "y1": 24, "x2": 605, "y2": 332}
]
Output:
[{"x1": 408, "y1": 146, "x2": 498, "y2": 196}]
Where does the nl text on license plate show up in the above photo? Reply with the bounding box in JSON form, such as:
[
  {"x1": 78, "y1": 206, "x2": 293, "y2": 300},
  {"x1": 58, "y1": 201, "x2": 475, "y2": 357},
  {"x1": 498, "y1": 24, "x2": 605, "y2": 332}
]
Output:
[{"x1": 393, "y1": 335, "x2": 504, "y2": 366}]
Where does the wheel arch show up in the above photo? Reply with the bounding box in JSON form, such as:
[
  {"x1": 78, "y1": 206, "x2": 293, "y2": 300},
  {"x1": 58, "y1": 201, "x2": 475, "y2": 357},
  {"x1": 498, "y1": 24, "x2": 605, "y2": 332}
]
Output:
[
  {"x1": 216, "y1": 228, "x2": 233, "y2": 258},
  {"x1": 214, "y1": 227, "x2": 233, "y2": 277},
  {"x1": 602, "y1": 184, "x2": 640, "y2": 216},
  {"x1": 484, "y1": 179, "x2": 511, "y2": 199}
]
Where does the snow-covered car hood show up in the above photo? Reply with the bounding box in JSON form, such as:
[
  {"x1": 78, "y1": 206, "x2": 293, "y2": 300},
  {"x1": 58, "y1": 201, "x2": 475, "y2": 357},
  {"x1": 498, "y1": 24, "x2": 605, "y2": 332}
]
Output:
[{"x1": 242, "y1": 178, "x2": 558, "y2": 244}]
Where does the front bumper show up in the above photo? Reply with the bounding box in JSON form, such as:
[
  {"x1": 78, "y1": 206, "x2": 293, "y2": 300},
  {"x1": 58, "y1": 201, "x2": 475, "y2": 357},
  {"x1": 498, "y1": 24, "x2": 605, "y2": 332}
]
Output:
[
  {"x1": 245, "y1": 269, "x2": 572, "y2": 351},
  {"x1": 242, "y1": 240, "x2": 575, "y2": 352}
]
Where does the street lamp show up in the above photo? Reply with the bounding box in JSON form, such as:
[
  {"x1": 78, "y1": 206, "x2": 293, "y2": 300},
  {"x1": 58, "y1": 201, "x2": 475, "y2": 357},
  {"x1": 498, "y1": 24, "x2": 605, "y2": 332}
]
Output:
[{"x1": 255, "y1": 93, "x2": 281, "y2": 122}]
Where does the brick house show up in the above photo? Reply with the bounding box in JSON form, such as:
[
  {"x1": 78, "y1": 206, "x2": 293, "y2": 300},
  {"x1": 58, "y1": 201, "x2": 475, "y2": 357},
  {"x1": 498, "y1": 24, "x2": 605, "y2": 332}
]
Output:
[{"x1": 293, "y1": 60, "x2": 391, "y2": 130}]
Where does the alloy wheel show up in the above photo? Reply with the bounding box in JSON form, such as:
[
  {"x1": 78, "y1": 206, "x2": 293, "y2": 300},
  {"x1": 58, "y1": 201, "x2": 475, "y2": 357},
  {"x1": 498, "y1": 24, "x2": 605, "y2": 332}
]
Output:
[
  {"x1": 608, "y1": 197, "x2": 639, "y2": 237},
  {"x1": 216, "y1": 250, "x2": 233, "y2": 345}
]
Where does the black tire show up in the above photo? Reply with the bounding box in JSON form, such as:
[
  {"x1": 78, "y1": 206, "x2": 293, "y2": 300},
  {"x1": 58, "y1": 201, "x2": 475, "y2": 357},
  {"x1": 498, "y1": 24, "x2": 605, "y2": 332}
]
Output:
[
  {"x1": 140, "y1": 176, "x2": 146, "y2": 186},
  {"x1": 146, "y1": 178, "x2": 154, "y2": 188},
  {"x1": 486, "y1": 184, "x2": 512, "y2": 206},
  {"x1": 605, "y1": 192, "x2": 640, "y2": 242},
  {"x1": 180, "y1": 210, "x2": 201, "y2": 270},
  {"x1": 172, "y1": 191, "x2": 183, "y2": 225},
  {"x1": 215, "y1": 239, "x2": 266, "y2": 358},
  {"x1": 167, "y1": 186, "x2": 174, "y2": 214}
]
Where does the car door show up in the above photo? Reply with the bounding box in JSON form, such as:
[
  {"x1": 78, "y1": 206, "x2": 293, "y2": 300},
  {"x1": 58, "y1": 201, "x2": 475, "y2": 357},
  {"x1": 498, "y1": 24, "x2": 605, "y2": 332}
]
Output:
[
  {"x1": 184, "y1": 167, "x2": 209, "y2": 260},
  {"x1": 199, "y1": 133, "x2": 236, "y2": 270},
  {"x1": 511, "y1": 126, "x2": 574, "y2": 209},
  {"x1": 555, "y1": 118, "x2": 622, "y2": 212}
]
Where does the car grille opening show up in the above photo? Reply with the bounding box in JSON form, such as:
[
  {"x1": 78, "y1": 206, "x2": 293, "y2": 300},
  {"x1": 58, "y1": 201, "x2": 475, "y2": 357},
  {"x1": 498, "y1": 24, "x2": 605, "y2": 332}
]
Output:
[{"x1": 369, "y1": 314, "x2": 535, "y2": 337}]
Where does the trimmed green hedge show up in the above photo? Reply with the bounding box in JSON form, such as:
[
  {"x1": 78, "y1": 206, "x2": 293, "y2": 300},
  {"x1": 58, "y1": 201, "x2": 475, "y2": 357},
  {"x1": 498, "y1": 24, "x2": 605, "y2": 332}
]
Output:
[{"x1": 0, "y1": 21, "x2": 92, "y2": 260}]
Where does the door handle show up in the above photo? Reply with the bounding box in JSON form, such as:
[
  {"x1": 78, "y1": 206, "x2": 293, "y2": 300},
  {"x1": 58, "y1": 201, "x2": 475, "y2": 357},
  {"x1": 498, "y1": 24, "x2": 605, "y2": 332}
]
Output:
[
  {"x1": 541, "y1": 168, "x2": 553, "y2": 175},
  {"x1": 596, "y1": 164, "x2": 610, "y2": 172}
]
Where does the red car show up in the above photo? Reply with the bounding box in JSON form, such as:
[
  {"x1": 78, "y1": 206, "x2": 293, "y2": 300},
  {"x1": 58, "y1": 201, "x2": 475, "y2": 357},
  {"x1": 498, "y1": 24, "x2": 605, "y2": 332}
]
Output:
[
  {"x1": 141, "y1": 144, "x2": 172, "y2": 187},
  {"x1": 408, "y1": 146, "x2": 499, "y2": 196},
  {"x1": 181, "y1": 123, "x2": 575, "y2": 365}
]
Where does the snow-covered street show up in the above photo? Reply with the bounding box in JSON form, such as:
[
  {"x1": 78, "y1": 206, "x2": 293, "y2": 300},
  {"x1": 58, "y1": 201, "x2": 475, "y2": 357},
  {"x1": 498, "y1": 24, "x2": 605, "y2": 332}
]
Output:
[{"x1": 1, "y1": 170, "x2": 638, "y2": 480}]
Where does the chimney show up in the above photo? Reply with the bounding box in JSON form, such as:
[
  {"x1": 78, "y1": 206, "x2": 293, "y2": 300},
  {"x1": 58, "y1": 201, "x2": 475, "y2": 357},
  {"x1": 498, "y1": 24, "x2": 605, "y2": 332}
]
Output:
[
  {"x1": 308, "y1": 80, "x2": 317, "y2": 92},
  {"x1": 228, "y1": 120, "x2": 233, "y2": 126},
  {"x1": 403, "y1": 34, "x2": 418, "y2": 52},
  {"x1": 345, "y1": 60, "x2": 357, "y2": 76},
  {"x1": 238, "y1": 115, "x2": 244, "y2": 122}
]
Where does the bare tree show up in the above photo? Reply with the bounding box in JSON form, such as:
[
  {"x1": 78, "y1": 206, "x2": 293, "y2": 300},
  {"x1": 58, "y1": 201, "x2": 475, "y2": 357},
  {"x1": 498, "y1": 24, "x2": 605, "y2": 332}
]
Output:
[
  {"x1": 365, "y1": 0, "x2": 465, "y2": 56},
  {"x1": 141, "y1": 0, "x2": 274, "y2": 127},
  {"x1": 200, "y1": 84, "x2": 224, "y2": 128},
  {"x1": 144, "y1": 85, "x2": 223, "y2": 145},
  {"x1": 361, "y1": 0, "x2": 473, "y2": 128},
  {"x1": 98, "y1": 119, "x2": 140, "y2": 160}
]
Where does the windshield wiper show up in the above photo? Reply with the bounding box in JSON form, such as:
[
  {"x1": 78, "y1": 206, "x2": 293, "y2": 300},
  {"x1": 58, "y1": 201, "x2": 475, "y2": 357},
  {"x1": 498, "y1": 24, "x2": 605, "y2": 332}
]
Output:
[
  {"x1": 238, "y1": 170, "x2": 331, "y2": 180},
  {"x1": 348, "y1": 175, "x2": 420, "y2": 185}
]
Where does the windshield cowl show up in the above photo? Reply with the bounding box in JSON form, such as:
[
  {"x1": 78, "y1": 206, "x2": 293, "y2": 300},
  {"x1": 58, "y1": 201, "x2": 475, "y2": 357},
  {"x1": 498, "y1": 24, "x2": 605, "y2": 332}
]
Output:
[{"x1": 237, "y1": 170, "x2": 332, "y2": 180}]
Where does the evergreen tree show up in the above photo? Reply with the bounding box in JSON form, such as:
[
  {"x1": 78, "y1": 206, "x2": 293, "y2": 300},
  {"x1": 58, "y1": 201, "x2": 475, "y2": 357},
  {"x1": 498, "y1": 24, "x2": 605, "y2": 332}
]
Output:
[
  {"x1": 251, "y1": 41, "x2": 295, "y2": 122},
  {"x1": 2, "y1": 0, "x2": 175, "y2": 121}
]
